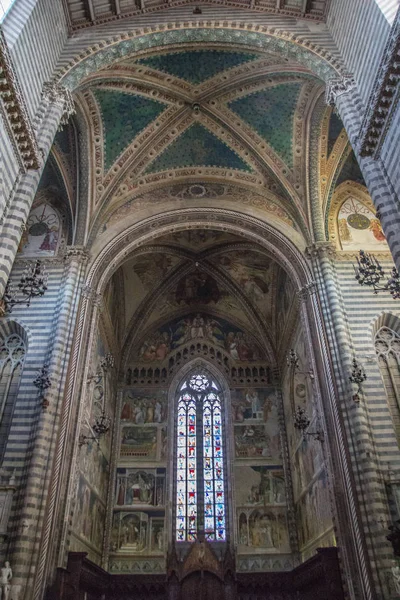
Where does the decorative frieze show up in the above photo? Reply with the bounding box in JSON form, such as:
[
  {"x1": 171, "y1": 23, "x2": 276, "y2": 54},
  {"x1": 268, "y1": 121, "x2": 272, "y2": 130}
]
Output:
[
  {"x1": 0, "y1": 30, "x2": 41, "y2": 170},
  {"x1": 357, "y1": 10, "x2": 400, "y2": 157}
]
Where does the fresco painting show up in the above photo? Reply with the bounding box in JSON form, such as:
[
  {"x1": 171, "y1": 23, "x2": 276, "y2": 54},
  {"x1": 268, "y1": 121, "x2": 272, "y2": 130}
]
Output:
[
  {"x1": 120, "y1": 426, "x2": 159, "y2": 460},
  {"x1": 235, "y1": 466, "x2": 285, "y2": 506},
  {"x1": 18, "y1": 203, "x2": 60, "y2": 256},
  {"x1": 111, "y1": 511, "x2": 165, "y2": 555},
  {"x1": 216, "y1": 251, "x2": 271, "y2": 316},
  {"x1": 72, "y1": 476, "x2": 107, "y2": 552},
  {"x1": 115, "y1": 468, "x2": 166, "y2": 507},
  {"x1": 237, "y1": 508, "x2": 290, "y2": 553},
  {"x1": 175, "y1": 272, "x2": 220, "y2": 305},
  {"x1": 121, "y1": 389, "x2": 167, "y2": 424},
  {"x1": 295, "y1": 471, "x2": 333, "y2": 549},
  {"x1": 234, "y1": 424, "x2": 281, "y2": 460},
  {"x1": 231, "y1": 388, "x2": 277, "y2": 423},
  {"x1": 138, "y1": 313, "x2": 263, "y2": 362},
  {"x1": 338, "y1": 197, "x2": 387, "y2": 251}
]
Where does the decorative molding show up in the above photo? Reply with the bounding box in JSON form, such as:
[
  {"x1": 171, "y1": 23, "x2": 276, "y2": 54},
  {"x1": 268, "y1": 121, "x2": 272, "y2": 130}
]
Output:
[
  {"x1": 64, "y1": 245, "x2": 90, "y2": 263},
  {"x1": 325, "y1": 74, "x2": 357, "y2": 107},
  {"x1": 357, "y1": 8, "x2": 400, "y2": 157},
  {"x1": 64, "y1": 0, "x2": 330, "y2": 31},
  {"x1": 42, "y1": 82, "x2": 76, "y2": 127},
  {"x1": 80, "y1": 283, "x2": 102, "y2": 307},
  {"x1": 0, "y1": 29, "x2": 41, "y2": 170},
  {"x1": 305, "y1": 242, "x2": 336, "y2": 260}
]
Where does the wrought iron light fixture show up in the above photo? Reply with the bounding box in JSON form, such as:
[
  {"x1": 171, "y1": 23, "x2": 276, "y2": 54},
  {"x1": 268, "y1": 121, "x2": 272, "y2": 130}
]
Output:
[
  {"x1": 79, "y1": 409, "x2": 111, "y2": 447},
  {"x1": 349, "y1": 358, "x2": 367, "y2": 403},
  {"x1": 100, "y1": 353, "x2": 115, "y2": 371},
  {"x1": 33, "y1": 365, "x2": 51, "y2": 409},
  {"x1": 2, "y1": 260, "x2": 48, "y2": 313},
  {"x1": 353, "y1": 250, "x2": 400, "y2": 299},
  {"x1": 293, "y1": 405, "x2": 324, "y2": 442},
  {"x1": 287, "y1": 349, "x2": 314, "y2": 380}
]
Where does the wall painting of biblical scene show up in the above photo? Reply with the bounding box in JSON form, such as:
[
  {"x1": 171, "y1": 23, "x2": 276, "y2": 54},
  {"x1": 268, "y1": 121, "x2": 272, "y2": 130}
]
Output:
[
  {"x1": 137, "y1": 313, "x2": 264, "y2": 363},
  {"x1": 18, "y1": 203, "x2": 61, "y2": 256},
  {"x1": 338, "y1": 197, "x2": 387, "y2": 251}
]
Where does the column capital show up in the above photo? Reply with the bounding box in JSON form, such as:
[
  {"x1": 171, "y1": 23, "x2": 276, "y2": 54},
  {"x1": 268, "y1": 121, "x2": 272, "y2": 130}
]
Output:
[
  {"x1": 325, "y1": 74, "x2": 356, "y2": 106},
  {"x1": 305, "y1": 242, "x2": 337, "y2": 260},
  {"x1": 64, "y1": 245, "x2": 90, "y2": 264},
  {"x1": 41, "y1": 81, "x2": 75, "y2": 126},
  {"x1": 80, "y1": 283, "x2": 102, "y2": 308},
  {"x1": 297, "y1": 281, "x2": 317, "y2": 303}
]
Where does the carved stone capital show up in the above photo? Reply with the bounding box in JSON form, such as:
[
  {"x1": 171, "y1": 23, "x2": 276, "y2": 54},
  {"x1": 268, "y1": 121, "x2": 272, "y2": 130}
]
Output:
[
  {"x1": 325, "y1": 74, "x2": 356, "y2": 106},
  {"x1": 80, "y1": 283, "x2": 102, "y2": 308},
  {"x1": 306, "y1": 242, "x2": 337, "y2": 260},
  {"x1": 42, "y1": 82, "x2": 75, "y2": 126},
  {"x1": 297, "y1": 282, "x2": 317, "y2": 303},
  {"x1": 64, "y1": 246, "x2": 90, "y2": 264}
]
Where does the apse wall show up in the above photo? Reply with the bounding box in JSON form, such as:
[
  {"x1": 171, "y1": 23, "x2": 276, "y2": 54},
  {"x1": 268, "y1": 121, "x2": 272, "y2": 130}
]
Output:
[{"x1": 106, "y1": 348, "x2": 294, "y2": 575}]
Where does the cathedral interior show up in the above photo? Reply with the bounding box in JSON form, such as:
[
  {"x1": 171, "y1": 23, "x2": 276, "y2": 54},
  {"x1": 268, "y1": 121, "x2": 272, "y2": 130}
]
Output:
[{"x1": 1, "y1": 0, "x2": 400, "y2": 599}]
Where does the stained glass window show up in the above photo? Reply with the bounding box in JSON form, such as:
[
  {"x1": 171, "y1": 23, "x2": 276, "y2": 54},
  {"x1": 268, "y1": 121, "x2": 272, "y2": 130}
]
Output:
[{"x1": 175, "y1": 372, "x2": 226, "y2": 542}]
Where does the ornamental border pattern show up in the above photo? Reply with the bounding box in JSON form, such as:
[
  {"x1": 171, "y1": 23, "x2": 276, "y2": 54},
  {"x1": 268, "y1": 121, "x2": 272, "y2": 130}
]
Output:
[{"x1": 0, "y1": 29, "x2": 41, "y2": 170}]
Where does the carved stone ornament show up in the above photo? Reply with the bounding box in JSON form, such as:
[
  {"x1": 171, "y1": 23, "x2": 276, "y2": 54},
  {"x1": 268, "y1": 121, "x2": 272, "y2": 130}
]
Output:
[
  {"x1": 358, "y1": 9, "x2": 400, "y2": 157},
  {"x1": 325, "y1": 74, "x2": 357, "y2": 107},
  {"x1": 64, "y1": 246, "x2": 90, "y2": 263},
  {"x1": 0, "y1": 30, "x2": 41, "y2": 170},
  {"x1": 80, "y1": 283, "x2": 102, "y2": 307},
  {"x1": 42, "y1": 82, "x2": 76, "y2": 127},
  {"x1": 305, "y1": 242, "x2": 337, "y2": 260},
  {"x1": 297, "y1": 282, "x2": 317, "y2": 303}
]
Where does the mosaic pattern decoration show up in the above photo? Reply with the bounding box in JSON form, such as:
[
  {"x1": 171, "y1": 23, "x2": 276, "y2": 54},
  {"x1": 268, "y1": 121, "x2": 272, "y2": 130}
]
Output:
[
  {"x1": 229, "y1": 83, "x2": 301, "y2": 168},
  {"x1": 136, "y1": 50, "x2": 260, "y2": 84},
  {"x1": 94, "y1": 89, "x2": 168, "y2": 171},
  {"x1": 145, "y1": 123, "x2": 252, "y2": 174},
  {"x1": 176, "y1": 374, "x2": 226, "y2": 542}
]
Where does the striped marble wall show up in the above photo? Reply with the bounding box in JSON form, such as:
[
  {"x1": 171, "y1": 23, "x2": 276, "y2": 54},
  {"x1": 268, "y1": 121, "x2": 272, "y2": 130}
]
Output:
[
  {"x1": 2, "y1": 0, "x2": 68, "y2": 121},
  {"x1": 0, "y1": 116, "x2": 21, "y2": 218},
  {"x1": 332, "y1": 258, "x2": 400, "y2": 596},
  {"x1": 327, "y1": 0, "x2": 393, "y2": 106}
]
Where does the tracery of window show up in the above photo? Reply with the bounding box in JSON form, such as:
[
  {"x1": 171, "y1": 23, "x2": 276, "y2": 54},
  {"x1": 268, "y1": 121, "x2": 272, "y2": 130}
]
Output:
[
  {"x1": 176, "y1": 372, "x2": 226, "y2": 543},
  {"x1": 375, "y1": 327, "x2": 400, "y2": 446},
  {"x1": 0, "y1": 334, "x2": 25, "y2": 460}
]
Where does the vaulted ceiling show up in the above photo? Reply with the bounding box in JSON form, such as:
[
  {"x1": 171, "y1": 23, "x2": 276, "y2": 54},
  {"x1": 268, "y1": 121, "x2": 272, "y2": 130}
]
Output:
[
  {"x1": 63, "y1": 0, "x2": 330, "y2": 30},
  {"x1": 74, "y1": 45, "x2": 326, "y2": 244}
]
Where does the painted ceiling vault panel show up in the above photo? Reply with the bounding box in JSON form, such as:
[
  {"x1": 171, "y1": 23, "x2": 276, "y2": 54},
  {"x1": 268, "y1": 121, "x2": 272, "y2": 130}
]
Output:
[
  {"x1": 93, "y1": 89, "x2": 168, "y2": 171},
  {"x1": 327, "y1": 112, "x2": 344, "y2": 157},
  {"x1": 136, "y1": 50, "x2": 260, "y2": 84},
  {"x1": 228, "y1": 83, "x2": 302, "y2": 168},
  {"x1": 145, "y1": 122, "x2": 252, "y2": 174}
]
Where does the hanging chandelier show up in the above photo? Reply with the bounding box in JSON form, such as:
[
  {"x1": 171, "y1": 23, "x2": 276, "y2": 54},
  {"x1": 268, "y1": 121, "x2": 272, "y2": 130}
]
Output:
[
  {"x1": 2, "y1": 260, "x2": 48, "y2": 313},
  {"x1": 353, "y1": 250, "x2": 400, "y2": 299},
  {"x1": 79, "y1": 409, "x2": 111, "y2": 447},
  {"x1": 293, "y1": 406, "x2": 324, "y2": 442},
  {"x1": 349, "y1": 358, "x2": 367, "y2": 403}
]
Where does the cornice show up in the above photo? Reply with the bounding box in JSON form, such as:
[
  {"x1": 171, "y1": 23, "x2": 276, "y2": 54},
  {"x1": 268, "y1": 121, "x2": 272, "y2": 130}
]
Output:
[
  {"x1": 357, "y1": 7, "x2": 400, "y2": 157},
  {"x1": 0, "y1": 28, "x2": 41, "y2": 170}
]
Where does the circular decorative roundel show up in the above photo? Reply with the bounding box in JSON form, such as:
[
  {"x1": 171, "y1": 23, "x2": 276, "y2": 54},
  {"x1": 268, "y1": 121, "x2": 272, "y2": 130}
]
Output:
[
  {"x1": 189, "y1": 374, "x2": 209, "y2": 391},
  {"x1": 347, "y1": 213, "x2": 370, "y2": 230},
  {"x1": 29, "y1": 222, "x2": 49, "y2": 236}
]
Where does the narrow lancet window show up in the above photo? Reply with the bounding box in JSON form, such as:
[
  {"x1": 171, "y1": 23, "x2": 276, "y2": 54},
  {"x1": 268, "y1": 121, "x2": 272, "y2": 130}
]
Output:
[{"x1": 176, "y1": 372, "x2": 226, "y2": 542}]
